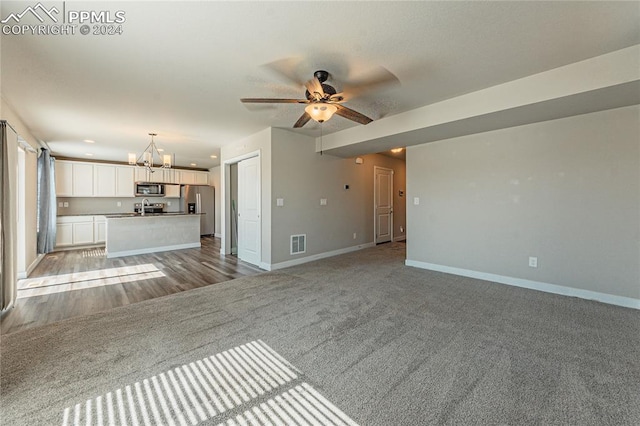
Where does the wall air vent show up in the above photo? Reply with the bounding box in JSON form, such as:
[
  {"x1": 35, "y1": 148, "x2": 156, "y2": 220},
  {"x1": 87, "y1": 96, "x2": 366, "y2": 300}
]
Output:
[{"x1": 290, "y1": 234, "x2": 306, "y2": 255}]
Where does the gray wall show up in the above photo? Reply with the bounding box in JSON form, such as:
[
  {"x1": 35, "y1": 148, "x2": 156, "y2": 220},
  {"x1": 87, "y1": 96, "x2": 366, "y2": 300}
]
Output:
[
  {"x1": 406, "y1": 105, "x2": 639, "y2": 300},
  {"x1": 271, "y1": 128, "x2": 406, "y2": 265}
]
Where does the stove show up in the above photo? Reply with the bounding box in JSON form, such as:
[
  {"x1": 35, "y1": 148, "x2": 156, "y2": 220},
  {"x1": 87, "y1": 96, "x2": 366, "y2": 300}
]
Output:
[{"x1": 134, "y1": 202, "x2": 165, "y2": 214}]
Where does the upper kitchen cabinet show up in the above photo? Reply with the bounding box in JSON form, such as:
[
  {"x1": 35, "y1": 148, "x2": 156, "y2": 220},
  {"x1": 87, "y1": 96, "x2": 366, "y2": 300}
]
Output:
[
  {"x1": 56, "y1": 160, "x2": 135, "y2": 197},
  {"x1": 55, "y1": 160, "x2": 94, "y2": 197},
  {"x1": 95, "y1": 164, "x2": 134, "y2": 197},
  {"x1": 176, "y1": 170, "x2": 209, "y2": 185},
  {"x1": 177, "y1": 170, "x2": 195, "y2": 185},
  {"x1": 135, "y1": 167, "x2": 177, "y2": 184},
  {"x1": 115, "y1": 166, "x2": 134, "y2": 196},
  {"x1": 55, "y1": 161, "x2": 73, "y2": 196},
  {"x1": 134, "y1": 167, "x2": 149, "y2": 183},
  {"x1": 73, "y1": 163, "x2": 94, "y2": 196},
  {"x1": 94, "y1": 165, "x2": 116, "y2": 196},
  {"x1": 194, "y1": 171, "x2": 209, "y2": 185}
]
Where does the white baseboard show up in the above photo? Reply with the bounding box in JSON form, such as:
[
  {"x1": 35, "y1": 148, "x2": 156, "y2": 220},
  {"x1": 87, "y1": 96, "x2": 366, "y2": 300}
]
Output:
[
  {"x1": 270, "y1": 242, "x2": 376, "y2": 271},
  {"x1": 106, "y1": 242, "x2": 201, "y2": 258},
  {"x1": 17, "y1": 253, "x2": 46, "y2": 279},
  {"x1": 405, "y1": 259, "x2": 640, "y2": 310},
  {"x1": 215, "y1": 233, "x2": 222, "y2": 238}
]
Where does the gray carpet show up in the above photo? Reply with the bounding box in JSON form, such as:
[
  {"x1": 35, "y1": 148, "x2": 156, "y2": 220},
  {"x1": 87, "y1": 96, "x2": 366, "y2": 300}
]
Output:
[{"x1": 1, "y1": 243, "x2": 639, "y2": 425}]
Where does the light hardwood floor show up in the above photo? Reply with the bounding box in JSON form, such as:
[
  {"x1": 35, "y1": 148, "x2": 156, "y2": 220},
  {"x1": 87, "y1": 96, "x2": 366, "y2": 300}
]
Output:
[{"x1": 1, "y1": 237, "x2": 263, "y2": 334}]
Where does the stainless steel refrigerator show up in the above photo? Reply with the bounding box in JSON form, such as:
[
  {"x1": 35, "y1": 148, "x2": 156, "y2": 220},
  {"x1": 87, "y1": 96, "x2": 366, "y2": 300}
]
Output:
[{"x1": 180, "y1": 185, "x2": 215, "y2": 236}]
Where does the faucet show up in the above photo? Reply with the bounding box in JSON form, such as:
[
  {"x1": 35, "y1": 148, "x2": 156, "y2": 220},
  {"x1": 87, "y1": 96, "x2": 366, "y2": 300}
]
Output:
[{"x1": 141, "y1": 198, "x2": 150, "y2": 216}]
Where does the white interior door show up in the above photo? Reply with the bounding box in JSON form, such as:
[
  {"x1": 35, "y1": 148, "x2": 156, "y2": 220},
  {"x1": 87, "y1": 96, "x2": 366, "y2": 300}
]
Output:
[
  {"x1": 375, "y1": 167, "x2": 393, "y2": 244},
  {"x1": 237, "y1": 156, "x2": 261, "y2": 266}
]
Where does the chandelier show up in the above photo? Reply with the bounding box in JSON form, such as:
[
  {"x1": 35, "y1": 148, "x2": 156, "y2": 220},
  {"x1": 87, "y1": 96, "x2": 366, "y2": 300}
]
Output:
[{"x1": 128, "y1": 133, "x2": 172, "y2": 172}]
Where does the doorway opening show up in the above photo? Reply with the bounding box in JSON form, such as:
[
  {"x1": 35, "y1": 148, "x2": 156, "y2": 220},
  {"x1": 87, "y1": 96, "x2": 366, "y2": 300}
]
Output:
[
  {"x1": 223, "y1": 151, "x2": 261, "y2": 268},
  {"x1": 374, "y1": 166, "x2": 394, "y2": 244}
]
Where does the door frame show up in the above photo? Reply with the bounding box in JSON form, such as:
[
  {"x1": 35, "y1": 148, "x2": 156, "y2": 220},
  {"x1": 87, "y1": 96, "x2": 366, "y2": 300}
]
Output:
[
  {"x1": 221, "y1": 150, "x2": 261, "y2": 261},
  {"x1": 373, "y1": 166, "x2": 394, "y2": 244},
  {"x1": 236, "y1": 155, "x2": 261, "y2": 266}
]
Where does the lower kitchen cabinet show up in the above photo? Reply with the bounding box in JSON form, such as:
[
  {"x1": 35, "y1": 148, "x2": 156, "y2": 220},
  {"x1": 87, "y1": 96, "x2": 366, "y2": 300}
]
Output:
[
  {"x1": 56, "y1": 216, "x2": 105, "y2": 248},
  {"x1": 55, "y1": 223, "x2": 74, "y2": 247},
  {"x1": 94, "y1": 216, "x2": 106, "y2": 243}
]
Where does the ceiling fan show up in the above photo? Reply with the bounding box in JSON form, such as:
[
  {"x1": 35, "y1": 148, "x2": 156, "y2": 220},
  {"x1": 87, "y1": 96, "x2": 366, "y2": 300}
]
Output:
[{"x1": 241, "y1": 69, "x2": 392, "y2": 128}]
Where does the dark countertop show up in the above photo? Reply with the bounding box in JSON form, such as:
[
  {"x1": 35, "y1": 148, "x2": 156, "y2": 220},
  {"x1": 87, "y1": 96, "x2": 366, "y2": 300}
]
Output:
[
  {"x1": 105, "y1": 212, "x2": 202, "y2": 218},
  {"x1": 57, "y1": 212, "x2": 202, "y2": 218}
]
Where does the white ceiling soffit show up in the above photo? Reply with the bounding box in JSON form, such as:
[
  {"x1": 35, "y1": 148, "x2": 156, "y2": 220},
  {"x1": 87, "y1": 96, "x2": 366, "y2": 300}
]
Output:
[{"x1": 1, "y1": 1, "x2": 639, "y2": 168}]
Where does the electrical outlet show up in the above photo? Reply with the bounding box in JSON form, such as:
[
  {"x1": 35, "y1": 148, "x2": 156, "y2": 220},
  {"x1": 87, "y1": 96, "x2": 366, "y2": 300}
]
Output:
[
  {"x1": 167, "y1": 201, "x2": 171, "y2": 206},
  {"x1": 63, "y1": 202, "x2": 69, "y2": 208},
  {"x1": 353, "y1": 233, "x2": 357, "y2": 239},
  {"x1": 117, "y1": 201, "x2": 122, "y2": 207},
  {"x1": 413, "y1": 197, "x2": 420, "y2": 205},
  {"x1": 276, "y1": 198, "x2": 284, "y2": 207},
  {"x1": 320, "y1": 198, "x2": 327, "y2": 206},
  {"x1": 529, "y1": 257, "x2": 538, "y2": 268},
  {"x1": 58, "y1": 202, "x2": 63, "y2": 208}
]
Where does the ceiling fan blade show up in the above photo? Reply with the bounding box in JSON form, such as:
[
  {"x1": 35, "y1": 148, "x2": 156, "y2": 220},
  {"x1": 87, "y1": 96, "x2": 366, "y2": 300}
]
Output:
[
  {"x1": 262, "y1": 57, "x2": 305, "y2": 87},
  {"x1": 305, "y1": 77, "x2": 325, "y2": 100},
  {"x1": 341, "y1": 66, "x2": 400, "y2": 100},
  {"x1": 293, "y1": 111, "x2": 312, "y2": 128},
  {"x1": 241, "y1": 98, "x2": 308, "y2": 104},
  {"x1": 334, "y1": 104, "x2": 373, "y2": 125}
]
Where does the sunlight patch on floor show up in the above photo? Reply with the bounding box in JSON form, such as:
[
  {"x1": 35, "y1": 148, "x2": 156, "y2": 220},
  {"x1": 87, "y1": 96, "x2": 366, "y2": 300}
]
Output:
[
  {"x1": 17, "y1": 264, "x2": 165, "y2": 299},
  {"x1": 62, "y1": 340, "x2": 358, "y2": 426}
]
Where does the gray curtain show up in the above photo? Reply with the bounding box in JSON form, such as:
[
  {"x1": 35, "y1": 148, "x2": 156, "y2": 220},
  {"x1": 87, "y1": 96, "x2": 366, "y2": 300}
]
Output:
[
  {"x1": 37, "y1": 149, "x2": 56, "y2": 254},
  {"x1": 1, "y1": 120, "x2": 18, "y2": 310}
]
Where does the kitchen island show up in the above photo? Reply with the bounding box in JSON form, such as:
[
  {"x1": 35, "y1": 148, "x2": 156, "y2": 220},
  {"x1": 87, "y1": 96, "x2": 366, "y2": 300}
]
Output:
[{"x1": 105, "y1": 213, "x2": 201, "y2": 258}]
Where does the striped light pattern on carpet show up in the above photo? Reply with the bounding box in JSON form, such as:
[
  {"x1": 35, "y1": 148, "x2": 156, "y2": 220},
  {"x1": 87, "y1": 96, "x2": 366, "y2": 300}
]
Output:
[
  {"x1": 61, "y1": 340, "x2": 358, "y2": 426},
  {"x1": 17, "y1": 264, "x2": 165, "y2": 299}
]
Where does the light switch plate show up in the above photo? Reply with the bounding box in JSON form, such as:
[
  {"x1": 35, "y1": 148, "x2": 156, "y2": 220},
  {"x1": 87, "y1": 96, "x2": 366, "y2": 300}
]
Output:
[
  {"x1": 413, "y1": 197, "x2": 420, "y2": 205},
  {"x1": 320, "y1": 198, "x2": 327, "y2": 206},
  {"x1": 276, "y1": 198, "x2": 284, "y2": 207}
]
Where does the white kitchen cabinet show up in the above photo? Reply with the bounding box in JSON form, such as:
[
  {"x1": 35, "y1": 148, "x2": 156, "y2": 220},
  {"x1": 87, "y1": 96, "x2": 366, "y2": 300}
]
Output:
[
  {"x1": 178, "y1": 170, "x2": 196, "y2": 185},
  {"x1": 194, "y1": 171, "x2": 209, "y2": 185},
  {"x1": 162, "y1": 168, "x2": 177, "y2": 184},
  {"x1": 73, "y1": 221, "x2": 94, "y2": 245},
  {"x1": 55, "y1": 161, "x2": 73, "y2": 196},
  {"x1": 94, "y1": 164, "x2": 134, "y2": 197},
  {"x1": 135, "y1": 167, "x2": 175, "y2": 183},
  {"x1": 94, "y1": 216, "x2": 106, "y2": 243},
  {"x1": 115, "y1": 166, "x2": 134, "y2": 197},
  {"x1": 94, "y1": 165, "x2": 117, "y2": 197},
  {"x1": 55, "y1": 161, "x2": 95, "y2": 197},
  {"x1": 165, "y1": 184, "x2": 181, "y2": 198},
  {"x1": 56, "y1": 216, "x2": 95, "y2": 247},
  {"x1": 55, "y1": 222, "x2": 73, "y2": 246},
  {"x1": 72, "y1": 163, "x2": 95, "y2": 196},
  {"x1": 149, "y1": 168, "x2": 168, "y2": 183},
  {"x1": 135, "y1": 167, "x2": 149, "y2": 182}
]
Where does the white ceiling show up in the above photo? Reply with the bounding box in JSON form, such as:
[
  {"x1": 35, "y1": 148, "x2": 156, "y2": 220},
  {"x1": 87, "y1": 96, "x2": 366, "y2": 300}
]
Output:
[{"x1": 2, "y1": 1, "x2": 639, "y2": 169}]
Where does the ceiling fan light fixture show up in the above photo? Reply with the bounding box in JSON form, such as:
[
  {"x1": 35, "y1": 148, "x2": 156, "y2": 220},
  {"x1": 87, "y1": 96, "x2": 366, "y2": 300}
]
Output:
[{"x1": 305, "y1": 103, "x2": 337, "y2": 123}]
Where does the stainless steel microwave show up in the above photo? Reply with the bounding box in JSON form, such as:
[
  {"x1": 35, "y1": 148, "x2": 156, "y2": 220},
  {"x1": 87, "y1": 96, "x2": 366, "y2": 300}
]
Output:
[{"x1": 135, "y1": 182, "x2": 165, "y2": 197}]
